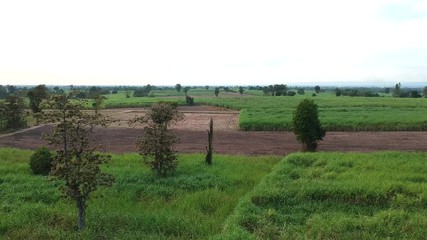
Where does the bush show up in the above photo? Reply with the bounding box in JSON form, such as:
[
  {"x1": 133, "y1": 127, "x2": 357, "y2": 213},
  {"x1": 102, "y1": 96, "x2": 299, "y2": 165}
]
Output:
[{"x1": 29, "y1": 147, "x2": 53, "y2": 175}]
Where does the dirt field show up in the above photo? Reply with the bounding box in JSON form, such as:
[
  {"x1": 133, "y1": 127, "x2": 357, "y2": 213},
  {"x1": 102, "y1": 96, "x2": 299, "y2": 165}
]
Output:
[{"x1": 1, "y1": 106, "x2": 426, "y2": 155}]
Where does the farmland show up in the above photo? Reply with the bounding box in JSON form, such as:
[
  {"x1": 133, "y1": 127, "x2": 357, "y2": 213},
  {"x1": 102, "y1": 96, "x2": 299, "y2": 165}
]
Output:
[
  {"x1": 219, "y1": 152, "x2": 427, "y2": 239},
  {"x1": 2, "y1": 149, "x2": 427, "y2": 239},
  {"x1": 102, "y1": 89, "x2": 427, "y2": 131},
  {"x1": 1, "y1": 86, "x2": 427, "y2": 239}
]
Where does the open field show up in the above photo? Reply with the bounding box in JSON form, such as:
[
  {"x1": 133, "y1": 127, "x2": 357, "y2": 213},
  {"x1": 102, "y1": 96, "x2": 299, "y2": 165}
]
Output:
[
  {"x1": 219, "y1": 152, "x2": 427, "y2": 239},
  {"x1": 1, "y1": 106, "x2": 427, "y2": 154},
  {"x1": 0, "y1": 148, "x2": 280, "y2": 239},
  {"x1": 101, "y1": 90, "x2": 427, "y2": 131}
]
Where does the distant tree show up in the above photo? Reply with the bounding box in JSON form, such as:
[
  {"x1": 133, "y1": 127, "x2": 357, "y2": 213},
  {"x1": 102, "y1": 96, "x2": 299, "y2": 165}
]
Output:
[
  {"x1": 27, "y1": 84, "x2": 49, "y2": 114},
  {"x1": 183, "y1": 86, "x2": 191, "y2": 95},
  {"x1": 297, "y1": 89, "x2": 305, "y2": 95},
  {"x1": 0, "y1": 85, "x2": 8, "y2": 99},
  {"x1": 6, "y1": 85, "x2": 17, "y2": 95},
  {"x1": 129, "y1": 102, "x2": 184, "y2": 177},
  {"x1": 3, "y1": 95, "x2": 26, "y2": 129},
  {"x1": 272, "y1": 84, "x2": 287, "y2": 96},
  {"x1": 238, "y1": 86, "x2": 244, "y2": 95},
  {"x1": 214, "y1": 87, "x2": 220, "y2": 97},
  {"x1": 287, "y1": 90, "x2": 296, "y2": 96},
  {"x1": 384, "y1": 87, "x2": 391, "y2": 94},
  {"x1": 314, "y1": 85, "x2": 321, "y2": 93},
  {"x1": 392, "y1": 83, "x2": 401, "y2": 98},
  {"x1": 292, "y1": 99, "x2": 325, "y2": 152},
  {"x1": 424, "y1": 87, "x2": 427, "y2": 98},
  {"x1": 335, "y1": 88, "x2": 342, "y2": 96},
  {"x1": 92, "y1": 94, "x2": 107, "y2": 114},
  {"x1": 205, "y1": 118, "x2": 213, "y2": 165},
  {"x1": 205, "y1": 85, "x2": 209, "y2": 90},
  {"x1": 133, "y1": 85, "x2": 151, "y2": 97},
  {"x1": 410, "y1": 90, "x2": 421, "y2": 98},
  {"x1": 175, "y1": 84, "x2": 182, "y2": 92},
  {"x1": 185, "y1": 95, "x2": 194, "y2": 106},
  {"x1": 262, "y1": 86, "x2": 270, "y2": 96},
  {"x1": 39, "y1": 93, "x2": 114, "y2": 231}
]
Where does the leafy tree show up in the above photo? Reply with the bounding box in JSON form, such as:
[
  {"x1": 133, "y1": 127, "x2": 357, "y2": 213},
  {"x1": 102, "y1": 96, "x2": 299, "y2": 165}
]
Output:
[
  {"x1": 183, "y1": 86, "x2": 191, "y2": 95},
  {"x1": 297, "y1": 89, "x2": 305, "y2": 95},
  {"x1": 129, "y1": 102, "x2": 184, "y2": 177},
  {"x1": 3, "y1": 95, "x2": 26, "y2": 129},
  {"x1": 214, "y1": 87, "x2": 220, "y2": 97},
  {"x1": 0, "y1": 85, "x2": 8, "y2": 99},
  {"x1": 133, "y1": 85, "x2": 151, "y2": 97},
  {"x1": 392, "y1": 83, "x2": 401, "y2": 98},
  {"x1": 175, "y1": 83, "x2": 182, "y2": 92},
  {"x1": 238, "y1": 86, "x2": 244, "y2": 95},
  {"x1": 424, "y1": 86, "x2": 427, "y2": 98},
  {"x1": 205, "y1": 118, "x2": 213, "y2": 165},
  {"x1": 287, "y1": 90, "x2": 296, "y2": 96},
  {"x1": 92, "y1": 94, "x2": 106, "y2": 114},
  {"x1": 38, "y1": 93, "x2": 114, "y2": 231},
  {"x1": 335, "y1": 88, "x2": 342, "y2": 96},
  {"x1": 292, "y1": 99, "x2": 325, "y2": 152},
  {"x1": 27, "y1": 84, "x2": 49, "y2": 114},
  {"x1": 185, "y1": 95, "x2": 194, "y2": 106},
  {"x1": 314, "y1": 85, "x2": 321, "y2": 93},
  {"x1": 6, "y1": 85, "x2": 17, "y2": 95},
  {"x1": 205, "y1": 85, "x2": 209, "y2": 90}
]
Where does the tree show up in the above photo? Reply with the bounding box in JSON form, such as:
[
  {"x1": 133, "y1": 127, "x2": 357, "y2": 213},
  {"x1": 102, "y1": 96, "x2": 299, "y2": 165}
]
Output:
[
  {"x1": 314, "y1": 85, "x2": 321, "y2": 93},
  {"x1": 92, "y1": 94, "x2": 106, "y2": 114},
  {"x1": 183, "y1": 86, "x2": 191, "y2": 95},
  {"x1": 335, "y1": 88, "x2": 342, "y2": 96},
  {"x1": 129, "y1": 102, "x2": 184, "y2": 177},
  {"x1": 0, "y1": 85, "x2": 8, "y2": 99},
  {"x1": 205, "y1": 118, "x2": 213, "y2": 165},
  {"x1": 3, "y1": 95, "x2": 26, "y2": 129},
  {"x1": 297, "y1": 89, "x2": 305, "y2": 95},
  {"x1": 392, "y1": 83, "x2": 401, "y2": 98},
  {"x1": 238, "y1": 86, "x2": 244, "y2": 95},
  {"x1": 175, "y1": 84, "x2": 182, "y2": 92},
  {"x1": 214, "y1": 87, "x2": 220, "y2": 97},
  {"x1": 27, "y1": 84, "x2": 49, "y2": 114},
  {"x1": 38, "y1": 93, "x2": 114, "y2": 231},
  {"x1": 424, "y1": 87, "x2": 427, "y2": 98},
  {"x1": 205, "y1": 85, "x2": 209, "y2": 90},
  {"x1": 292, "y1": 99, "x2": 325, "y2": 152}
]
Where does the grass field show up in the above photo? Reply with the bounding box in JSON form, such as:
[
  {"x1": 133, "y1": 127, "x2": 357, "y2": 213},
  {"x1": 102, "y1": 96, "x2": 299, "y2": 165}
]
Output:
[
  {"x1": 218, "y1": 152, "x2": 427, "y2": 239},
  {"x1": 100, "y1": 89, "x2": 427, "y2": 131},
  {"x1": 0, "y1": 148, "x2": 280, "y2": 239}
]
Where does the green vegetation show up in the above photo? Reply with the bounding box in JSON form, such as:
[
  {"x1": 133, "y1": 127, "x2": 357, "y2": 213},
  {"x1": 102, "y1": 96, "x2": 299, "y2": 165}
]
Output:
[
  {"x1": 0, "y1": 148, "x2": 280, "y2": 239},
  {"x1": 219, "y1": 152, "x2": 427, "y2": 239}
]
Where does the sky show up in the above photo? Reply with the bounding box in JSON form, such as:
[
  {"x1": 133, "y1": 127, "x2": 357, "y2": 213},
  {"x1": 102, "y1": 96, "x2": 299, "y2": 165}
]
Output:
[{"x1": 0, "y1": 0, "x2": 427, "y2": 87}]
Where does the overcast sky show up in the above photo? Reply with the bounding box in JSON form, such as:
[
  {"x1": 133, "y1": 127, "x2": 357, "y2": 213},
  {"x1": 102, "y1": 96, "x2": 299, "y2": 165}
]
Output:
[{"x1": 1, "y1": 0, "x2": 426, "y2": 86}]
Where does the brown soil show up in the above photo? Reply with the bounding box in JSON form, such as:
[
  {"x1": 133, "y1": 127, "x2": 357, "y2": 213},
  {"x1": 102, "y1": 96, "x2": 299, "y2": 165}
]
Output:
[{"x1": 1, "y1": 106, "x2": 426, "y2": 155}]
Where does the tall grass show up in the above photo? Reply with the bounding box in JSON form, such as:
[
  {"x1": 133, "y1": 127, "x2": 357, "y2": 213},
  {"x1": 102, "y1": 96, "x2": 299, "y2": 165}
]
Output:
[
  {"x1": 218, "y1": 152, "x2": 427, "y2": 239},
  {"x1": 0, "y1": 148, "x2": 280, "y2": 239}
]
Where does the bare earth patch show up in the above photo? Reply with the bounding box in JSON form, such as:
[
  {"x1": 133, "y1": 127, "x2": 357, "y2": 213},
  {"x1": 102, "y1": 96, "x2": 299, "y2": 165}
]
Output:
[{"x1": 1, "y1": 106, "x2": 427, "y2": 155}]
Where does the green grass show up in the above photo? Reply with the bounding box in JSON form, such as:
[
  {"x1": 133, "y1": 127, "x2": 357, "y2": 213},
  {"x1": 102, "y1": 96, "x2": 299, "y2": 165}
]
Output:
[
  {"x1": 218, "y1": 152, "x2": 427, "y2": 239},
  {"x1": 197, "y1": 93, "x2": 427, "y2": 131},
  {"x1": 101, "y1": 90, "x2": 427, "y2": 131},
  {"x1": 0, "y1": 148, "x2": 280, "y2": 239}
]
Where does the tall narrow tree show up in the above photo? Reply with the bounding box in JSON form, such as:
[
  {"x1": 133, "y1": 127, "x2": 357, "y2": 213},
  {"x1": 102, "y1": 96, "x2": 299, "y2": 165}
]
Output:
[{"x1": 205, "y1": 118, "x2": 213, "y2": 165}]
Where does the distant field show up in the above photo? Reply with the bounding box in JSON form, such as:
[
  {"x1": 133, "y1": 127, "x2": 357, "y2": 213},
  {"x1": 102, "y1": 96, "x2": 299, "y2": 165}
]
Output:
[
  {"x1": 101, "y1": 89, "x2": 427, "y2": 131},
  {"x1": 219, "y1": 152, "x2": 427, "y2": 239},
  {"x1": 0, "y1": 148, "x2": 280, "y2": 239}
]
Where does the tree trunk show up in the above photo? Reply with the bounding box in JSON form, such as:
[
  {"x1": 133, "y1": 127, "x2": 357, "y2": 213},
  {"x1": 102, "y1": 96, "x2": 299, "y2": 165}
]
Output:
[{"x1": 77, "y1": 197, "x2": 85, "y2": 231}]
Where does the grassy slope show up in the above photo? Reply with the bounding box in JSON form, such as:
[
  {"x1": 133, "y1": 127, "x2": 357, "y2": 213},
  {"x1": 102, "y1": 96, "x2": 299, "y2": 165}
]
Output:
[
  {"x1": 0, "y1": 148, "x2": 280, "y2": 239},
  {"x1": 218, "y1": 152, "x2": 427, "y2": 239}
]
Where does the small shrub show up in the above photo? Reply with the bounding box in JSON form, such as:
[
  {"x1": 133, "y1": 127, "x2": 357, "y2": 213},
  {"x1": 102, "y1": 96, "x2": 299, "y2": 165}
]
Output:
[{"x1": 29, "y1": 147, "x2": 53, "y2": 175}]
